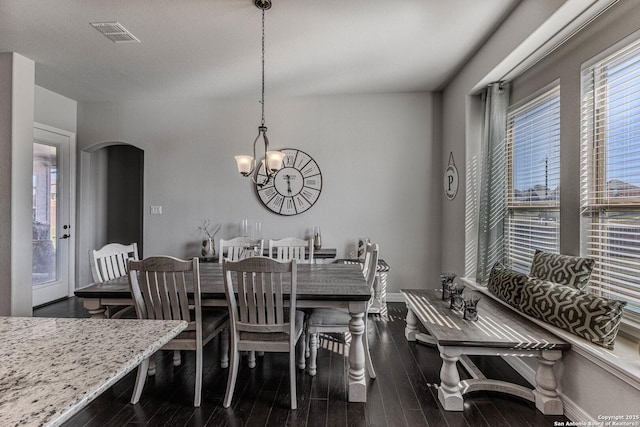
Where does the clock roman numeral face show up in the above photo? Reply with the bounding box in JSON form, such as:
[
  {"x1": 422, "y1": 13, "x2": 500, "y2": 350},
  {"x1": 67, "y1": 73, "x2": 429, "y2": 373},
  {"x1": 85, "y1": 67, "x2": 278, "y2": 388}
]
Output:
[{"x1": 255, "y1": 149, "x2": 322, "y2": 216}]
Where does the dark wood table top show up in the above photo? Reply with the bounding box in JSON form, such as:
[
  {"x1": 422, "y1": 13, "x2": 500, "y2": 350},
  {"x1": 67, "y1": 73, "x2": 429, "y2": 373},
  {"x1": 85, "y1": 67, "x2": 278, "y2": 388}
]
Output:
[
  {"x1": 401, "y1": 288, "x2": 570, "y2": 350},
  {"x1": 76, "y1": 262, "x2": 370, "y2": 302}
]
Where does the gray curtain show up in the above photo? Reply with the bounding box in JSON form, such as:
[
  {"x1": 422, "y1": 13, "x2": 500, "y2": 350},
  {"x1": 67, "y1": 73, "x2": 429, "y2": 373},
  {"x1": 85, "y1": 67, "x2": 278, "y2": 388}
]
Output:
[{"x1": 476, "y1": 82, "x2": 510, "y2": 282}]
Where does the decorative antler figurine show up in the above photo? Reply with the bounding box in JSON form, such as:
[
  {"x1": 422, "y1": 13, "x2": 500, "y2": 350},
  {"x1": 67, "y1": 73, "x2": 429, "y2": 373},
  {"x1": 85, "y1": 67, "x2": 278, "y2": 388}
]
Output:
[
  {"x1": 198, "y1": 218, "x2": 221, "y2": 239},
  {"x1": 463, "y1": 292, "x2": 481, "y2": 321},
  {"x1": 440, "y1": 272, "x2": 457, "y2": 301}
]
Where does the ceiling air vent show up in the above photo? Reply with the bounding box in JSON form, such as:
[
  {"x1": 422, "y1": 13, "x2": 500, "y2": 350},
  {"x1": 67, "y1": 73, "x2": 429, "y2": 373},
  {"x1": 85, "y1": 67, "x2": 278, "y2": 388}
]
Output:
[{"x1": 90, "y1": 22, "x2": 140, "y2": 43}]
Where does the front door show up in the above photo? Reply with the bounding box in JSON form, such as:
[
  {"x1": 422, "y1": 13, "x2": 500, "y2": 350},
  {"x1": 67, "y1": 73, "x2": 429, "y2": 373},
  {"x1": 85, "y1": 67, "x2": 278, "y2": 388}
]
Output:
[{"x1": 32, "y1": 124, "x2": 75, "y2": 307}]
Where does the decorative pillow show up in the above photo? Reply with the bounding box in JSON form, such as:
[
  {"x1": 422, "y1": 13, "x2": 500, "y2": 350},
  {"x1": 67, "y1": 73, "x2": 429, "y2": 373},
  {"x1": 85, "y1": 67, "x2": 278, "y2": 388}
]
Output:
[
  {"x1": 487, "y1": 263, "x2": 525, "y2": 308},
  {"x1": 529, "y1": 250, "x2": 595, "y2": 290},
  {"x1": 519, "y1": 277, "x2": 626, "y2": 349}
]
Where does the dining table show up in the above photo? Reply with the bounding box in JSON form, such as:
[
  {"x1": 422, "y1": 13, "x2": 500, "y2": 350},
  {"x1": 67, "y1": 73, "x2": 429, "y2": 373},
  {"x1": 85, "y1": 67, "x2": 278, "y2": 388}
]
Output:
[
  {"x1": 0, "y1": 316, "x2": 186, "y2": 427},
  {"x1": 74, "y1": 261, "x2": 372, "y2": 402}
]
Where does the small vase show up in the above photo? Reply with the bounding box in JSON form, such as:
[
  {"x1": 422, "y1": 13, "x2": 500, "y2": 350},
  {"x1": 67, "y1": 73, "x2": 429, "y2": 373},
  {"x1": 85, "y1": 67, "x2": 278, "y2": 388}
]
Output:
[
  {"x1": 313, "y1": 227, "x2": 322, "y2": 250},
  {"x1": 201, "y1": 238, "x2": 216, "y2": 259}
]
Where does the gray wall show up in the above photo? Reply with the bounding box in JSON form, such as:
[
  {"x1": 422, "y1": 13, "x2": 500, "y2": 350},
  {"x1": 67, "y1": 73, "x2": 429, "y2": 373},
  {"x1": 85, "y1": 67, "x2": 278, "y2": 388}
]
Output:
[
  {"x1": 77, "y1": 93, "x2": 441, "y2": 294},
  {"x1": 441, "y1": 0, "x2": 640, "y2": 420},
  {"x1": 35, "y1": 86, "x2": 77, "y2": 134}
]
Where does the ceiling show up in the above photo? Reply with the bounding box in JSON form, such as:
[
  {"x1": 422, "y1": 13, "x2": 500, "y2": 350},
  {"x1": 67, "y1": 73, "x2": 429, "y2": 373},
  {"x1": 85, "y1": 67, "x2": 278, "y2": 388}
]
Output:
[{"x1": 0, "y1": 0, "x2": 518, "y2": 103}]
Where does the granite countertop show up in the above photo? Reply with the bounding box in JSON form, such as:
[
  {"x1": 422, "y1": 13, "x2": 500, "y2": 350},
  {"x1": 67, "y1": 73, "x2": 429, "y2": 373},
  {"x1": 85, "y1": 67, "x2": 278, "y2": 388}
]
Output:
[{"x1": 0, "y1": 316, "x2": 187, "y2": 427}]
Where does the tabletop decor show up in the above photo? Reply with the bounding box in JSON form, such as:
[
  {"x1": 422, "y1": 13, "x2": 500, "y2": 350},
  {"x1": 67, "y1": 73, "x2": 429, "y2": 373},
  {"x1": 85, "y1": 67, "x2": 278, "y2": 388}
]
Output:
[
  {"x1": 449, "y1": 283, "x2": 465, "y2": 311},
  {"x1": 440, "y1": 272, "x2": 457, "y2": 301},
  {"x1": 234, "y1": 0, "x2": 285, "y2": 187},
  {"x1": 463, "y1": 291, "x2": 481, "y2": 321},
  {"x1": 199, "y1": 219, "x2": 221, "y2": 259},
  {"x1": 313, "y1": 227, "x2": 322, "y2": 250}
]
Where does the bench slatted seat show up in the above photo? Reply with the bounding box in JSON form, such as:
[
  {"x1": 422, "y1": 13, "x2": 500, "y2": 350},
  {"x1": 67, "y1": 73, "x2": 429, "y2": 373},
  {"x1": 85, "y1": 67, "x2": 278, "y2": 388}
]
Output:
[{"x1": 401, "y1": 288, "x2": 570, "y2": 415}]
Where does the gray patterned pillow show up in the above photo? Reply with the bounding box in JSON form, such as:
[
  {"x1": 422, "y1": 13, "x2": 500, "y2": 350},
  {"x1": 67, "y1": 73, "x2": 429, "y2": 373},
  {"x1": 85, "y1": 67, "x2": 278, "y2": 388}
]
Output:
[
  {"x1": 487, "y1": 263, "x2": 525, "y2": 308},
  {"x1": 529, "y1": 250, "x2": 595, "y2": 290},
  {"x1": 519, "y1": 277, "x2": 626, "y2": 349}
]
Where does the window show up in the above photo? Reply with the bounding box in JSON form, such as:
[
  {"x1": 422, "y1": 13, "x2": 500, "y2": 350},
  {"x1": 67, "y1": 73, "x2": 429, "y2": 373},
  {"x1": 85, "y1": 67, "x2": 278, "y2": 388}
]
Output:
[
  {"x1": 581, "y1": 38, "x2": 640, "y2": 315},
  {"x1": 505, "y1": 86, "x2": 561, "y2": 273}
]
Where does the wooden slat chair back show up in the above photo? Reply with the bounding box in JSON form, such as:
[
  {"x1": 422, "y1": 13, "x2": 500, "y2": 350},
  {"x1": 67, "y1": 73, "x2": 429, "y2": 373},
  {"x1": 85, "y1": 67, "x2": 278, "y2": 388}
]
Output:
[
  {"x1": 219, "y1": 237, "x2": 264, "y2": 263},
  {"x1": 363, "y1": 242, "x2": 380, "y2": 304},
  {"x1": 268, "y1": 237, "x2": 313, "y2": 263},
  {"x1": 90, "y1": 242, "x2": 139, "y2": 283},
  {"x1": 305, "y1": 242, "x2": 379, "y2": 378},
  {"x1": 223, "y1": 257, "x2": 303, "y2": 409},
  {"x1": 127, "y1": 256, "x2": 228, "y2": 407}
]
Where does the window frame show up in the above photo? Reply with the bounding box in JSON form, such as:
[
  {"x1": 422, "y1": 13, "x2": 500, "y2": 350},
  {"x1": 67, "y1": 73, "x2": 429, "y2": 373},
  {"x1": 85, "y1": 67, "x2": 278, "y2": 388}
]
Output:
[{"x1": 580, "y1": 33, "x2": 640, "y2": 322}]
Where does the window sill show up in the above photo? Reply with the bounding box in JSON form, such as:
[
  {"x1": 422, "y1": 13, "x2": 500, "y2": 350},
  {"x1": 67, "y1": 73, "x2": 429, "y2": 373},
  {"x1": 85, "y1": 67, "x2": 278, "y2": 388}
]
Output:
[{"x1": 459, "y1": 277, "x2": 640, "y2": 391}]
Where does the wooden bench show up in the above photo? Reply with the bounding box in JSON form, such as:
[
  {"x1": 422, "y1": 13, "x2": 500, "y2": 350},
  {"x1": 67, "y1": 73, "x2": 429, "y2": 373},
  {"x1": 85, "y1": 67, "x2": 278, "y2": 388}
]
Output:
[{"x1": 401, "y1": 288, "x2": 571, "y2": 415}]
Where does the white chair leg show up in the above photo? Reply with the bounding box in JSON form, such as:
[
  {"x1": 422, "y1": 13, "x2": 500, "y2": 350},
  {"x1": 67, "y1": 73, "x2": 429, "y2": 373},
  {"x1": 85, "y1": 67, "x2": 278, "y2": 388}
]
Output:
[
  {"x1": 296, "y1": 329, "x2": 306, "y2": 369},
  {"x1": 131, "y1": 357, "x2": 150, "y2": 404},
  {"x1": 289, "y1": 347, "x2": 297, "y2": 410},
  {"x1": 220, "y1": 328, "x2": 229, "y2": 369},
  {"x1": 308, "y1": 332, "x2": 318, "y2": 376},
  {"x1": 194, "y1": 345, "x2": 203, "y2": 407},
  {"x1": 364, "y1": 322, "x2": 376, "y2": 378},
  {"x1": 305, "y1": 323, "x2": 310, "y2": 358},
  {"x1": 173, "y1": 350, "x2": 181, "y2": 366},
  {"x1": 223, "y1": 346, "x2": 239, "y2": 408},
  {"x1": 248, "y1": 350, "x2": 256, "y2": 368}
]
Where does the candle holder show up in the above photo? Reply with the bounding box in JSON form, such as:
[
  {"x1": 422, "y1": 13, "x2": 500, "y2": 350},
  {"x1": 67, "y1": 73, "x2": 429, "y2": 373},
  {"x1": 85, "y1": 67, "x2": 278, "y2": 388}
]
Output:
[
  {"x1": 440, "y1": 272, "x2": 457, "y2": 301},
  {"x1": 449, "y1": 283, "x2": 465, "y2": 311},
  {"x1": 463, "y1": 292, "x2": 481, "y2": 322}
]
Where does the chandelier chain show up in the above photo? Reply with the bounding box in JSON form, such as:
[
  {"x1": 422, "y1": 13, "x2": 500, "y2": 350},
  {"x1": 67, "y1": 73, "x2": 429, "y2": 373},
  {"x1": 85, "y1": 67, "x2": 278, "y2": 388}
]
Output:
[{"x1": 261, "y1": 7, "x2": 265, "y2": 127}]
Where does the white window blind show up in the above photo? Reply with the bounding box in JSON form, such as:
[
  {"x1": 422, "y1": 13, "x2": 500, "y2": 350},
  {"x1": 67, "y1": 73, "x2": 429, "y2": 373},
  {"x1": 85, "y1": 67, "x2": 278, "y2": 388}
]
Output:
[
  {"x1": 505, "y1": 87, "x2": 561, "y2": 273},
  {"x1": 581, "y1": 37, "x2": 640, "y2": 314}
]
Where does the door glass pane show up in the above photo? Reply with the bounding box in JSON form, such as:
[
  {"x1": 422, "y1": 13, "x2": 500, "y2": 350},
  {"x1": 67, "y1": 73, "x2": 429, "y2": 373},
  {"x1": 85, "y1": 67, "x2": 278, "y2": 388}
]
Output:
[{"x1": 32, "y1": 143, "x2": 58, "y2": 286}]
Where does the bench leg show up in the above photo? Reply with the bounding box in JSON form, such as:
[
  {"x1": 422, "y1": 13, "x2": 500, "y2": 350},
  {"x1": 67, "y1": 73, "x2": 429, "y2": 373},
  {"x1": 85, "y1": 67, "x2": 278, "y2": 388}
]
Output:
[
  {"x1": 533, "y1": 350, "x2": 564, "y2": 415},
  {"x1": 437, "y1": 346, "x2": 464, "y2": 411},
  {"x1": 405, "y1": 306, "x2": 418, "y2": 341}
]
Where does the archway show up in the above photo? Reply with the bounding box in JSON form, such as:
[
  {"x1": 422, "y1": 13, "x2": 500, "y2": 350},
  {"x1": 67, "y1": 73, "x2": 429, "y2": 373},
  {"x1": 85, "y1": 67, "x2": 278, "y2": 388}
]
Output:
[{"x1": 77, "y1": 142, "x2": 144, "y2": 288}]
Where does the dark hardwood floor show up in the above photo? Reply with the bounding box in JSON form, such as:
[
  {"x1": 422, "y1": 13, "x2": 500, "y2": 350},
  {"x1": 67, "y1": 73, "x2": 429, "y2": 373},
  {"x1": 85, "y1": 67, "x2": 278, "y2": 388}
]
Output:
[{"x1": 34, "y1": 299, "x2": 568, "y2": 427}]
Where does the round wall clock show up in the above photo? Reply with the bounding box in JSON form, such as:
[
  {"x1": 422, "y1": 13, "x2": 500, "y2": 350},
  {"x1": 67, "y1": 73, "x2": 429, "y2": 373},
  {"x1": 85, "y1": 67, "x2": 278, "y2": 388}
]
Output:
[{"x1": 255, "y1": 148, "x2": 322, "y2": 215}]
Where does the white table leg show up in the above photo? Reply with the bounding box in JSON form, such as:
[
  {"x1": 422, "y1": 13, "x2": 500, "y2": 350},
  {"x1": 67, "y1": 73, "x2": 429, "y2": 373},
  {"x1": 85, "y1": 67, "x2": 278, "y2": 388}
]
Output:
[
  {"x1": 83, "y1": 299, "x2": 108, "y2": 319},
  {"x1": 437, "y1": 345, "x2": 464, "y2": 411},
  {"x1": 348, "y1": 302, "x2": 367, "y2": 402},
  {"x1": 533, "y1": 350, "x2": 564, "y2": 415},
  {"x1": 405, "y1": 305, "x2": 418, "y2": 341}
]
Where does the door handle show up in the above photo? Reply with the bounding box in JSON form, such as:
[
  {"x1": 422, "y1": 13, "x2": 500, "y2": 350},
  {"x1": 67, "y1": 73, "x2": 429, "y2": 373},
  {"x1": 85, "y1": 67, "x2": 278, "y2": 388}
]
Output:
[{"x1": 60, "y1": 224, "x2": 71, "y2": 239}]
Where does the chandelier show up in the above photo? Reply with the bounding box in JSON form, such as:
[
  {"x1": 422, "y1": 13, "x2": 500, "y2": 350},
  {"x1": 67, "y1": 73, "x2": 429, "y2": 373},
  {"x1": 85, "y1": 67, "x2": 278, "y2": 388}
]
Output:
[{"x1": 234, "y1": 0, "x2": 284, "y2": 187}]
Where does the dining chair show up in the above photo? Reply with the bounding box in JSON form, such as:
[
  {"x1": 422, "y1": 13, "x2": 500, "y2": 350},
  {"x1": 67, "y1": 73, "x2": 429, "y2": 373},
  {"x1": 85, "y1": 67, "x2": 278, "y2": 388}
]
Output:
[
  {"x1": 305, "y1": 242, "x2": 379, "y2": 378},
  {"x1": 219, "y1": 236, "x2": 264, "y2": 263},
  {"x1": 268, "y1": 237, "x2": 313, "y2": 263},
  {"x1": 90, "y1": 242, "x2": 139, "y2": 318},
  {"x1": 90, "y1": 242, "x2": 139, "y2": 283},
  {"x1": 222, "y1": 257, "x2": 305, "y2": 409},
  {"x1": 127, "y1": 256, "x2": 229, "y2": 407}
]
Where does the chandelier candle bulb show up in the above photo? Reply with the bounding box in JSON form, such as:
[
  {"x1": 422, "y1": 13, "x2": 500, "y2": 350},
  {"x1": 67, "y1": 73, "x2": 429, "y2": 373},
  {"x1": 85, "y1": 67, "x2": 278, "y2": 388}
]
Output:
[
  {"x1": 266, "y1": 151, "x2": 285, "y2": 171},
  {"x1": 235, "y1": 155, "x2": 254, "y2": 175}
]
